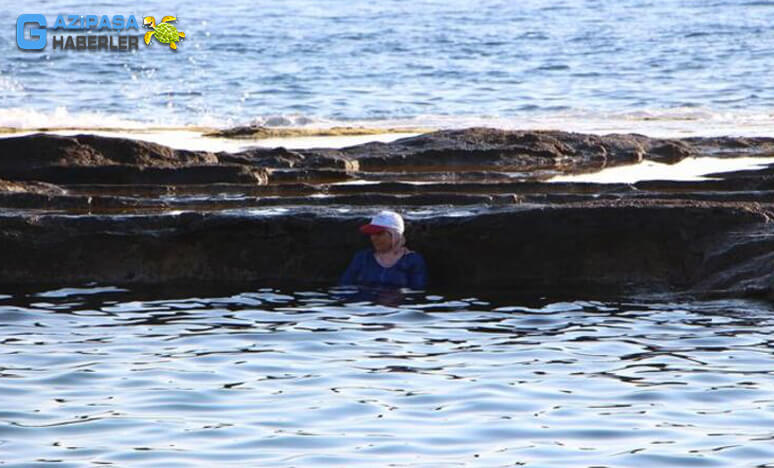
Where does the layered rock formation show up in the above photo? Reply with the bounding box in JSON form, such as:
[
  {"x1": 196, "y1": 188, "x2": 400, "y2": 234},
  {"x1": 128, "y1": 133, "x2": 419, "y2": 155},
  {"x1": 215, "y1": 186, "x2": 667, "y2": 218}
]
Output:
[{"x1": 0, "y1": 129, "x2": 772, "y2": 298}]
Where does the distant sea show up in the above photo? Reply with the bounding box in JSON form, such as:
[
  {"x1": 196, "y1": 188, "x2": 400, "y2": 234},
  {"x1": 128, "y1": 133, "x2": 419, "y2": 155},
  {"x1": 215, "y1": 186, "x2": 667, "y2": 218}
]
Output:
[{"x1": 2, "y1": 0, "x2": 774, "y2": 136}]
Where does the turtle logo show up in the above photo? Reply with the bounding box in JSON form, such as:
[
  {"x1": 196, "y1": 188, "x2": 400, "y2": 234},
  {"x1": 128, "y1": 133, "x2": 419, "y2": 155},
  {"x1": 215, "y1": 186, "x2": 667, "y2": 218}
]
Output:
[{"x1": 143, "y1": 16, "x2": 185, "y2": 50}]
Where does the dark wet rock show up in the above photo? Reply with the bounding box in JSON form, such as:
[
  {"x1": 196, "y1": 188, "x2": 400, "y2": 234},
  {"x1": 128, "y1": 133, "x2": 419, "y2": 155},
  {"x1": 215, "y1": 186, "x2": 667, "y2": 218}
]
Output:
[
  {"x1": 0, "y1": 133, "x2": 271, "y2": 185},
  {"x1": 684, "y1": 136, "x2": 774, "y2": 153},
  {"x1": 634, "y1": 175, "x2": 774, "y2": 192},
  {"x1": 0, "y1": 192, "x2": 91, "y2": 210},
  {"x1": 648, "y1": 140, "x2": 695, "y2": 163},
  {"x1": 0, "y1": 129, "x2": 750, "y2": 188},
  {"x1": 5, "y1": 164, "x2": 268, "y2": 185},
  {"x1": 684, "y1": 212, "x2": 774, "y2": 297},
  {"x1": 1, "y1": 129, "x2": 774, "y2": 298},
  {"x1": 219, "y1": 147, "x2": 357, "y2": 171},
  {"x1": 0, "y1": 133, "x2": 217, "y2": 169},
  {"x1": 216, "y1": 147, "x2": 306, "y2": 168},
  {"x1": 205, "y1": 125, "x2": 431, "y2": 138},
  {"x1": 0, "y1": 203, "x2": 771, "y2": 299},
  {"x1": 350, "y1": 170, "x2": 541, "y2": 183},
  {"x1": 703, "y1": 162, "x2": 774, "y2": 179},
  {"x1": 319, "y1": 128, "x2": 698, "y2": 171},
  {"x1": 0, "y1": 178, "x2": 67, "y2": 195},
  {"x1": 0, "y1": 192, "x2": 172, "y2": 211},
  {"x1": 207, "y1": 125, "x2": 275, "y2": 138},
  {"x1": 254, "y1": 193, "x2": 506, "y2": 206},
  {"x1": 267, "y1": 168, "x2": 354, "y2": 184}
]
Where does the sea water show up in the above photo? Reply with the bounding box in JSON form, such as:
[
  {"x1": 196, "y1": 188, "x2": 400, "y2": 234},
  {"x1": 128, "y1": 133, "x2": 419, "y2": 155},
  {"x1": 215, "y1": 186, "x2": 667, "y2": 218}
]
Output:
[
  {"x1": 2, "y1": 0, "x2": 774, "y2": 136},
  {"x1": 0, "y1": 285, "x2": 773, "y2": 466},
  {"x1": 3, "y1": 5, "x2": 774, "y2": 465}
]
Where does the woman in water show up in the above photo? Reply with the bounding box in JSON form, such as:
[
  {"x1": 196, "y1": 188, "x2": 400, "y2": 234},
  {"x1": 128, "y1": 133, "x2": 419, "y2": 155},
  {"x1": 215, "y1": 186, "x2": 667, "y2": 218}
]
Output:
[{"x1": 340, "y1": 210, "x2": 428, "y2": 290}]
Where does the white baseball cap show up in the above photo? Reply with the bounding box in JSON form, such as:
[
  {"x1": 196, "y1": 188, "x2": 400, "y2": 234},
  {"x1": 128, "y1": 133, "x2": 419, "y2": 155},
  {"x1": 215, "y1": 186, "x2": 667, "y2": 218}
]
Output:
[{"x1": 359, "y1": 210, "x2": 405, "y2": 235}]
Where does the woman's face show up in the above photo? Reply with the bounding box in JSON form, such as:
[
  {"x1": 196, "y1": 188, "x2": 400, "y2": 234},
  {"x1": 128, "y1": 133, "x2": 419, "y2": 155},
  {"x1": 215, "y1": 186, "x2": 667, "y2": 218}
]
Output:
[{"x1": 370, "y1": 230, "x2": 392, "y2": 252}]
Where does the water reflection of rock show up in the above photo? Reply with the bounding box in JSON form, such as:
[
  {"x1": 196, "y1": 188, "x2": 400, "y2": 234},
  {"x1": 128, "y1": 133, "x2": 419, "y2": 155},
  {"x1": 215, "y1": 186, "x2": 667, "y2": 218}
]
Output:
[{"x1": 0, "y1": 128, "x2": 773, "y2": 299}]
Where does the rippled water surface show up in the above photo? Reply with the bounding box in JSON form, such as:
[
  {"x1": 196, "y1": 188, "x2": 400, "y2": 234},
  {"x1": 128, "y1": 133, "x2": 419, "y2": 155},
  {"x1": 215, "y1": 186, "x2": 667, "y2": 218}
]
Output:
[
  {"x1": 3, "y1": 0, "x2": 774, "y2": 130},
  {"x1": 1, "y1": 285, "x2": 774, "y2": 466}
]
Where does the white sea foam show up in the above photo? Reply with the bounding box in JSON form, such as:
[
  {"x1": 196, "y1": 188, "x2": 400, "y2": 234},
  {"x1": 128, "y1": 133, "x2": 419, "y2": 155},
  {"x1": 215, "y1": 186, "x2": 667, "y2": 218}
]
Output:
[
  {"x1": 0, "y1": 74, "x2": 23, "y2": 93},
  {"x1": 1, "y1": 107, "x2": 773, "y2": 139},
  {"x1": 0, "y1": 107, "x2": 148, "y2": 130}
]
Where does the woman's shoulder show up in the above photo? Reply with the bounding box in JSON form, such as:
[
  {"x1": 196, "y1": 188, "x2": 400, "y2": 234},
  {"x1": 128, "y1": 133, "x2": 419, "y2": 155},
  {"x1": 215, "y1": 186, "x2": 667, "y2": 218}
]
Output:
[
  {"x1": 402, "y1": 250, "x2": 426, "y2": 264},
  {"x1": 354, "y1": 248, "x2": 375, "y2": 260}
]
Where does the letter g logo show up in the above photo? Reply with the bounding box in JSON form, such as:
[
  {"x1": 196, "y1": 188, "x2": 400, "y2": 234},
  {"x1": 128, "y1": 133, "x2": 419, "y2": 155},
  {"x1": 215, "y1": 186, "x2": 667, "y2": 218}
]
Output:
[{"x1": 17, "y1": 14, "x2": 47, "y2": 50}]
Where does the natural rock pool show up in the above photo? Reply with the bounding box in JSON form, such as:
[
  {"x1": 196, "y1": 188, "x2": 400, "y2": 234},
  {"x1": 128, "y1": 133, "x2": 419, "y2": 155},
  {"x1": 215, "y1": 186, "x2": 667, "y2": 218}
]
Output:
[{"x1": 1, "y1": 285, "x2": 773, "y2": 466}]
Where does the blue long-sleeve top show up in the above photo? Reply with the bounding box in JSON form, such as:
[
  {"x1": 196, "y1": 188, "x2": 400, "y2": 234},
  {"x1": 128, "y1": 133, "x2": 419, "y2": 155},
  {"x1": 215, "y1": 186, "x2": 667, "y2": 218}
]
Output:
[{"x1": 340, "y1": 248, "x2": 428, "y2": 289}]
